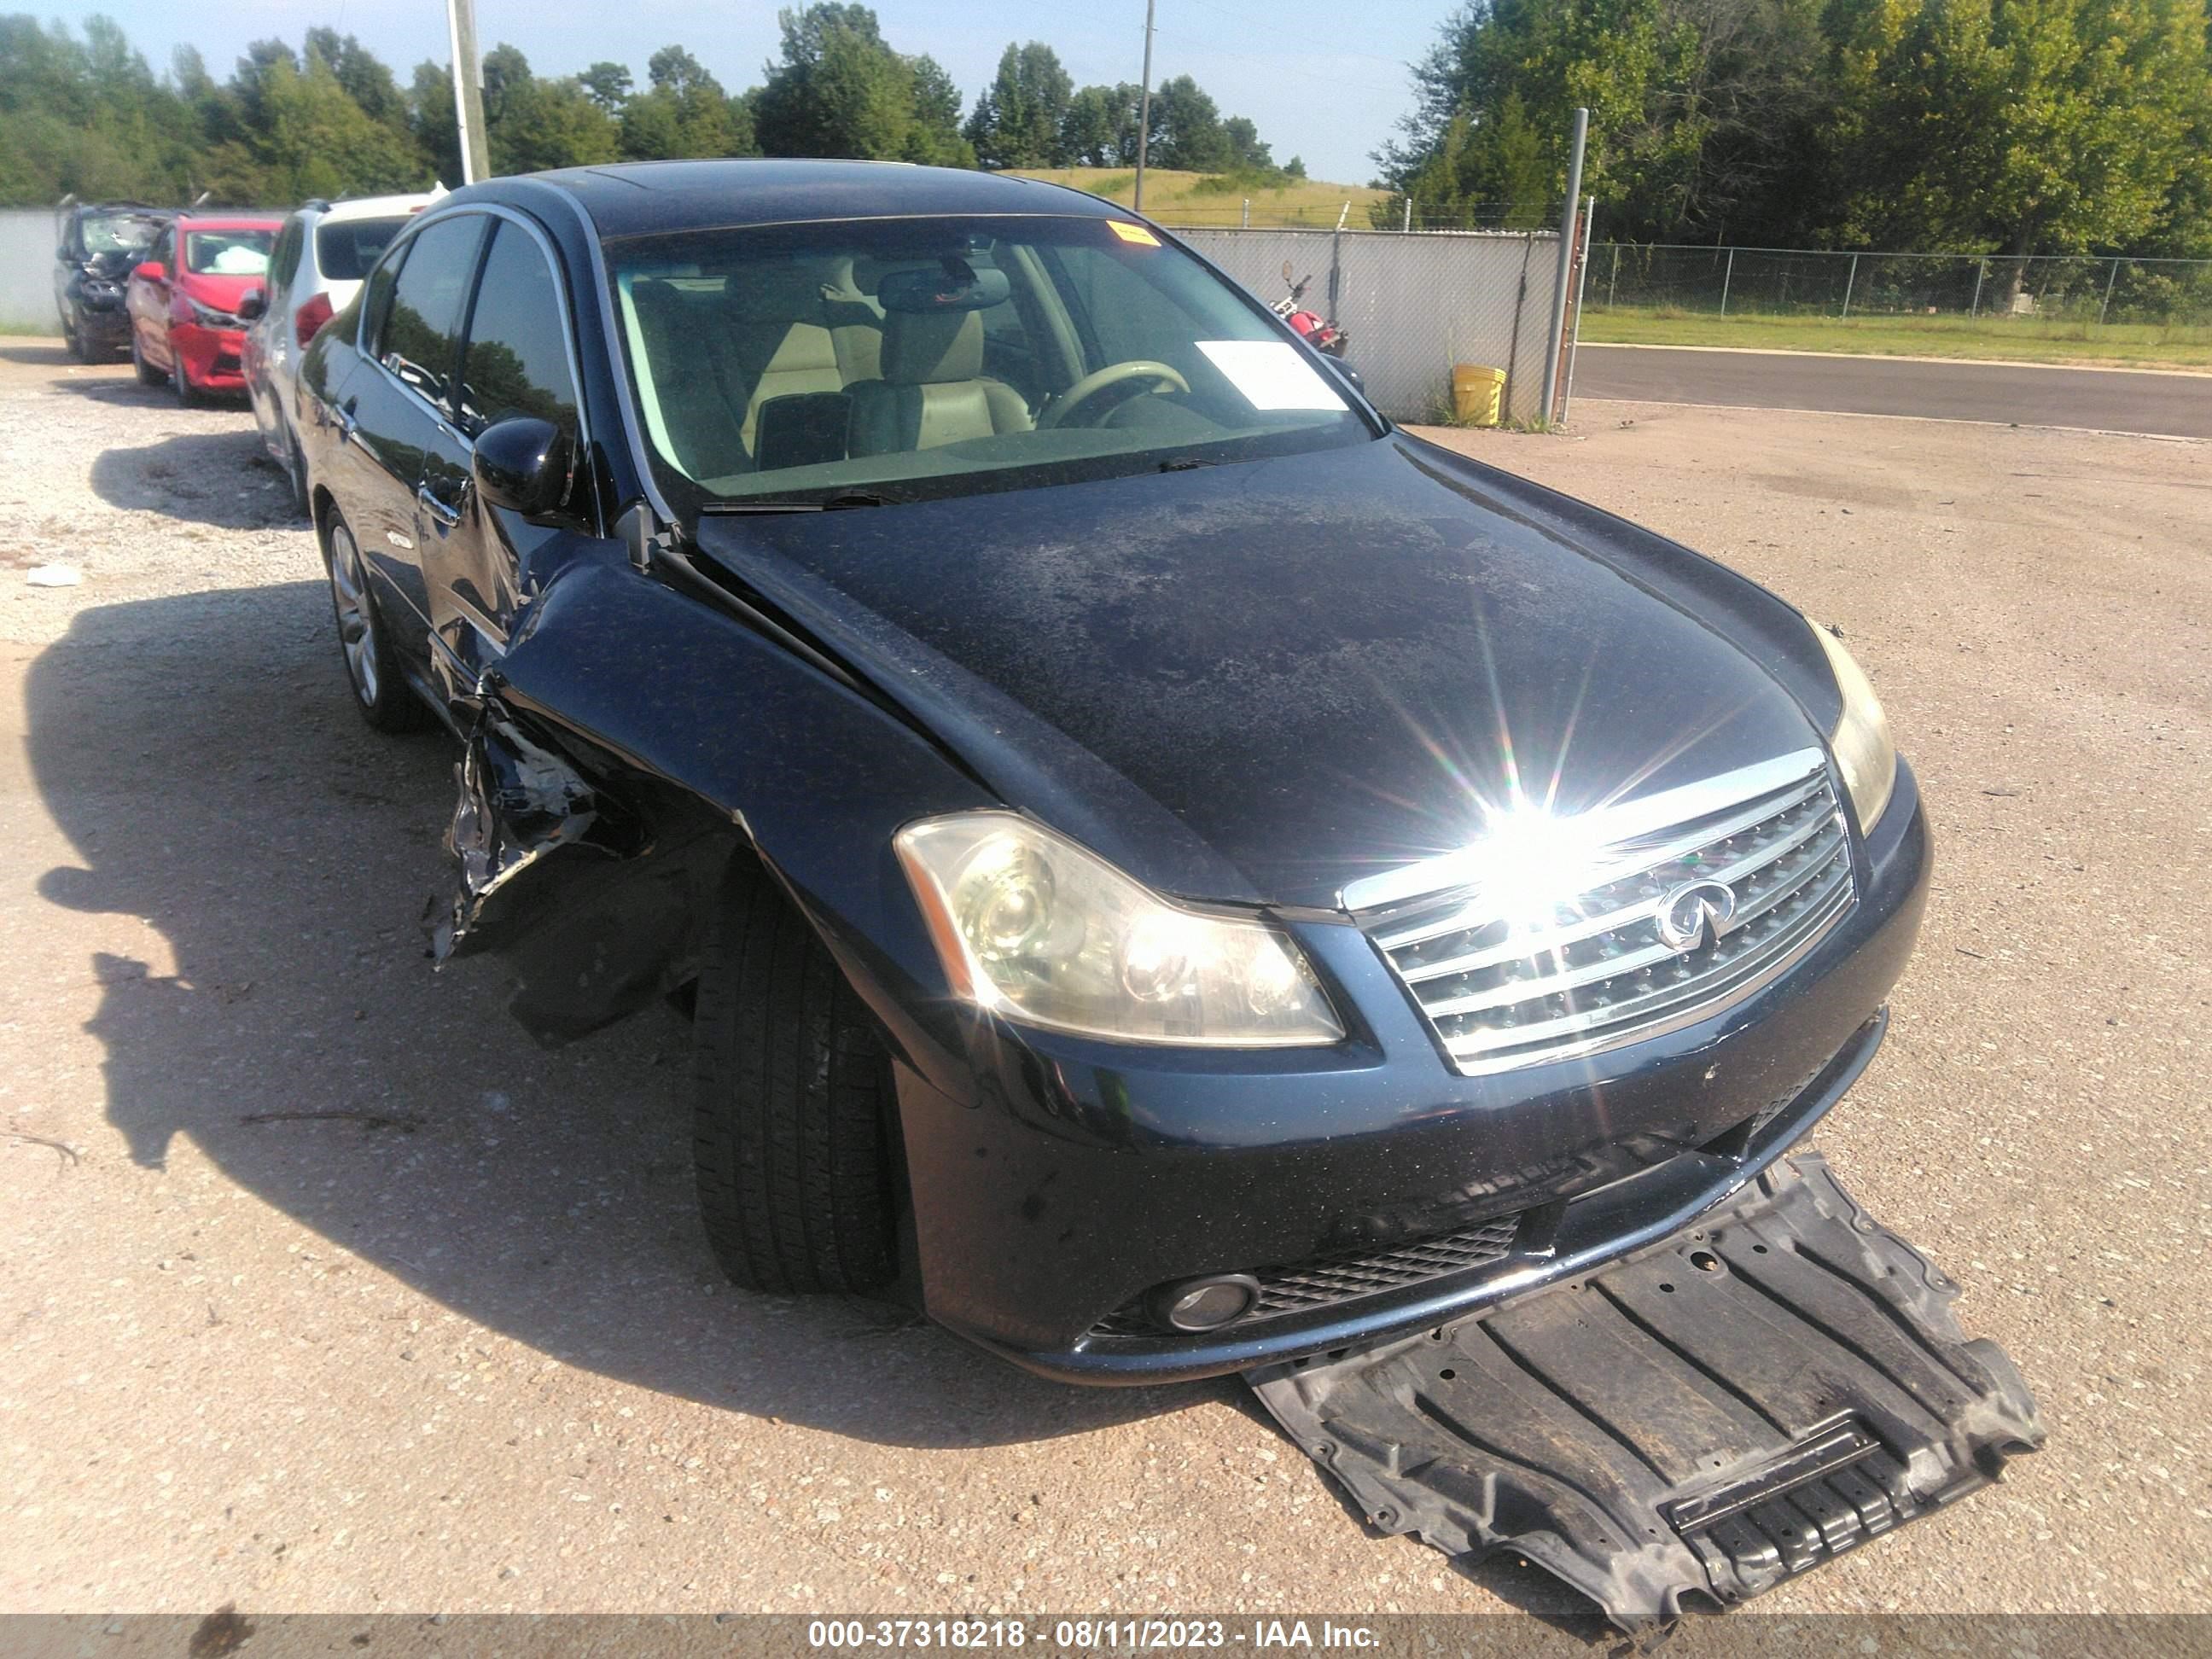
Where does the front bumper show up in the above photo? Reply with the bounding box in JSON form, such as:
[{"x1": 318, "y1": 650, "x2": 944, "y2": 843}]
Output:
[
  {"x1": 172, "y1": 323, "x2": 248, "y2": 392},
  {"x1": 892, "y1": 760, "x2": 1933, "y2": 1384},
  {"x1": 72, "y1": 295, "x2": 131, "y2": 344}
]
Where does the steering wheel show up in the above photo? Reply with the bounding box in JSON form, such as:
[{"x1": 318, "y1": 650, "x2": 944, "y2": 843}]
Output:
[{"x1": 1039, "y1": 359, "x2": 1191, "y2": 428}]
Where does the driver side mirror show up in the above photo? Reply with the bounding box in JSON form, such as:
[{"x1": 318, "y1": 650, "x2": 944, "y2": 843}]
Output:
[
  {"x1": 473, "y1": 415, "x2": 572, "y2": 517},
  {"x1": 236, "y1": 286, "x2": 267, "y2": 322},
  {"x1": 133, "y1": 260, "x2": 165, "y2": 283}
]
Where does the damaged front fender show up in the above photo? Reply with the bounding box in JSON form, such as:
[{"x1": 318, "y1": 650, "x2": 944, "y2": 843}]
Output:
[
  {"x1": 428, "y1": 540, "x2": 992, "y2": 1051},
  {"x1": 437, "y1": 698, "x2": 730, "y2": 1044}
]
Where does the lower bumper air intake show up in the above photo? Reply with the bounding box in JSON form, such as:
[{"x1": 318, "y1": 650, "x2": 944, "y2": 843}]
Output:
[{"x1": 1246, "y1": 1151, "x2": 2043, "y2": 1634}]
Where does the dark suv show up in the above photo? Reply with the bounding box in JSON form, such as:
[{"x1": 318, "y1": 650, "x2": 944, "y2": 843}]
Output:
[{"x1": 54, "y1": 200, "x2": 171, "y2": 361}]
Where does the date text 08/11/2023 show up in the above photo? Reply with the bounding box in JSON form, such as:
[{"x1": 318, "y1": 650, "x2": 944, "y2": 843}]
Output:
[{"x1": 806, "y1": 1619, "x2": 1383, "y2": 1650}]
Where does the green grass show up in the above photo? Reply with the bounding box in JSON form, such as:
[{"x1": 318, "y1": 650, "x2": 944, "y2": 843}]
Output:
[
  {"x1": 1005, "y1": 166, "x2": 1390, "y2": 229},
  {"x1": 1580, "y1": 306, "x2": 2212, "y2": 369}
]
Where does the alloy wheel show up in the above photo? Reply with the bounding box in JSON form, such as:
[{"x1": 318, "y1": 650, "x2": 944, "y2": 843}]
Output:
[{"x1": 327, "y1": 522, "x2": 380, "y2": 707}]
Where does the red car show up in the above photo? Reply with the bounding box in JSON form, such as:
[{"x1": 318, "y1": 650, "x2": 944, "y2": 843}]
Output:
[{"x1": 125, "y1": 212, "x2": 284, "y2": 405}]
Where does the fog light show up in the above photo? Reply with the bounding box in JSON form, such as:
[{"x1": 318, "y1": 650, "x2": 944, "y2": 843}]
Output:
[{"x1": 1148, "y1": 1273, "x2": 1261, "y2": 1332}]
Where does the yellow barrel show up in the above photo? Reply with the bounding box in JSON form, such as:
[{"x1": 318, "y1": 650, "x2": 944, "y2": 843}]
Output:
[{"x1": 1452, "y1": 363, "x2": 1506, "y2": 426}]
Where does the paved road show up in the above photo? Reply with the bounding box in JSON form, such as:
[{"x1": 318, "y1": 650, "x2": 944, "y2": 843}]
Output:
[{"x1": 1573, "y1": 344, "x2": 2212, "y2": 439}]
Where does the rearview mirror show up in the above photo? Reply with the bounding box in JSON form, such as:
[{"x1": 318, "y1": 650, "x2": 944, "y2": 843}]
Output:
[
  {"x1": 473, "y1": 415, "x2": 571, "y2": 517},
  {"x1": 236, "y1": 286, "x2": 267, "y2": 321},
  {"x1": 133, "y1": 260, "x2": 165, "y2": 282}
]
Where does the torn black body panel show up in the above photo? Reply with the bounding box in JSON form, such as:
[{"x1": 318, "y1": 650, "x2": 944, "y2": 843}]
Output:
[
  {"x1": 431, "y1": 541, "x2": 996, "y2": 1051},
  {"x1": 1247, "y1": 1152, "x2": 2042, "y2": 1634},
  {"x1": 437, "y1": 702, "x2": 733, "y2": 1043}
]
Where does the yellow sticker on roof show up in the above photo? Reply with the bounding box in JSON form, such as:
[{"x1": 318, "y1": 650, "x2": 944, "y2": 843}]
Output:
[{"x1": 1107, "y1": 221, "x2": 1161, "y2": 247}]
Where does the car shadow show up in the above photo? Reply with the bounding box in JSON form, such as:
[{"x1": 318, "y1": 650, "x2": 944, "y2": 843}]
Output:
[
  {"x1": 5, "y1": 339, "x2": 256, "y2": 410},
  {"x1": 28, "y1": 580, "x2": 1213, "y2": 1448},
  {"x1": 1, "y1": 339, "x2": 75, "y2": 367},
  {"x1": 90, "y1": 429, "x2": 300, "y2": 529}
]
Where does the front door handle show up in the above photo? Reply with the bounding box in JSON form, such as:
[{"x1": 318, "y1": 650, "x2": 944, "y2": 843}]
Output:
[
  {"x1": 336, "y1": 399, "x2": 359, "y2": 445},
  {"x1": 417, "y1": 480, "x2": 466, "y2": 528}
]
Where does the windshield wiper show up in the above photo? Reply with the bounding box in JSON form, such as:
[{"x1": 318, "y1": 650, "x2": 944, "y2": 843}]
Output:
[{"x1": 699, "y1": 490, "x2": 894, "y2": 515}]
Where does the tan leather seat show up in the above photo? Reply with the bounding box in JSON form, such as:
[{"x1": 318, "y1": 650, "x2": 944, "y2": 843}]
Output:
[
  {"x1": 818, "y1": 255, "x2": 884, "y2": 385},
  {"x1": 724, "y1": 263, "x2": 846, "y2": 456},
  {"x1": 846, "y1": 308, "x2": 1033, "y2": 457}
]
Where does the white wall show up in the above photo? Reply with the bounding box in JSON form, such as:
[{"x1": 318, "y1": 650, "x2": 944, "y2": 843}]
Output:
[
  {"x1": 1, "y1": 209, "x2": 58, "y2": 331},
  {"x1": 1179, "y1": 226, "x2": 1563, "y2": 422}
]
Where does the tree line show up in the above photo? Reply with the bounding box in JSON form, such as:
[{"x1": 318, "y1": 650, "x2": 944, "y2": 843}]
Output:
[
  {"x1": 0, "y1": 3, "x2": 1303, "y2": 208},
  {"x1": 1378, "y1": 0, "x2": 2212, "y2": 261}
]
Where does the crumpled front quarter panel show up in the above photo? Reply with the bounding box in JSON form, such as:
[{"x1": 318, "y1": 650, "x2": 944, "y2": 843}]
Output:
[{"x1": 441, "y1": 544, "x2": 994, "y2": 1065}]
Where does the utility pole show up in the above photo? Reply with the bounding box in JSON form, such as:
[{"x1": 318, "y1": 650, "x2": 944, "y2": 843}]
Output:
[
  {"x1": 446, "y1": 0, "x2": 490, "y2": 185},
  {"x1": 1133, "y1": 0, "x2": 1156, "y2": 212},
  {"x1": 1540, "y1": 107, "x2": 1587, "y2": 425}
]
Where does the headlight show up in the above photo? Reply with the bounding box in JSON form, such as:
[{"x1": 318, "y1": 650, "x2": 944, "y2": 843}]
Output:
[
  {"x1": 1810, "y1": 621, "x2": 1896, "y2": 831},
  {"x1": 187, "y1": 298, "x2": 240, "y2": 329},
  {"x1": 894, "y1": 812, "x2": 1343, "y2": 1046}
]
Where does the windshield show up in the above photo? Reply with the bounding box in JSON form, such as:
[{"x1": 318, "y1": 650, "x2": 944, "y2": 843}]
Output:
[
  {"x1": 183, "y1": 229, "x2": 274, "y2": 276},
  {"x1": 80, "y1": 211, "x2": 163, "y2": 256},
  {"x1": 606, "y1": 214, "x2": 1371, "y2": 510}
]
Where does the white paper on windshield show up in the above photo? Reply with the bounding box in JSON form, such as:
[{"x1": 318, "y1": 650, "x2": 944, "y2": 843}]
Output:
[{"x1": 1196, "y1": 340, "x2": 1349, "y2": 411}]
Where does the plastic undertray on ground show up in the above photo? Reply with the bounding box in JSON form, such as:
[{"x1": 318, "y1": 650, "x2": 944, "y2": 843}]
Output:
[{"x1": 1248, "y1": 1152, "x2": 2043, "y2": 1635}]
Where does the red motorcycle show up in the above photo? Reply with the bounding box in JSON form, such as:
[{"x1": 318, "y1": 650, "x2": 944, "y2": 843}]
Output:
[{"x1": 1270, "y1": 260, "x2": 1348, "y2": 358}]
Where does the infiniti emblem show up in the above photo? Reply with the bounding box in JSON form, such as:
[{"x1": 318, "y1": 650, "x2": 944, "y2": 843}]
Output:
[{"x1": 1656, "y1": 878, "x2": 1740, "y2": 952}]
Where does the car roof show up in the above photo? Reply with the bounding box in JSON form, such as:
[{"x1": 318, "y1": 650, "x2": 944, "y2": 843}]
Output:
[
  {"x1": 310, "y1": 192, "x2": 445, "y2": 224},
  {"x1": 175, "y1": 213, "x2": 288, "y2": 230},
  {"x1": 492, "y1": 158, "x2": 1132, "y2": 242}
]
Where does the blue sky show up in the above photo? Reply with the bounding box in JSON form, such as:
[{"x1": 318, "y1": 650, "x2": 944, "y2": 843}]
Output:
[{"x1": 67, "y1": 0, "x2": 1440, "y2": 185}]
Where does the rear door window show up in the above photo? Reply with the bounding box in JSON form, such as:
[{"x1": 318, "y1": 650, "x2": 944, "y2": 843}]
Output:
[
  {"x1": 455, "y1": 220, "x2": 579, "y2": 440},
  {"x1": 318, "y1": 217, "x2": 410, "y2": 283},
  {"x1": 268, "y1": 222, "x2": 304, "y2": 294},
  {"x1": 378, "y1": 214, "x2": 486, "y2": 417}
]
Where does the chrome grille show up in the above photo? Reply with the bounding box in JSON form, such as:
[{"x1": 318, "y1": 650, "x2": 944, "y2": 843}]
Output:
[{"x1": 1353, "y1": 749, "x2": 1855, "y2": 1075}]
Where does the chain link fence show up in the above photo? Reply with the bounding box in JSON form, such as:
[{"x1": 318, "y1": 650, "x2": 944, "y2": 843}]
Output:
[
  {"x1": 1584, "y1": 242, "x2": 2212, "y2": 328},
  {"x1": 1140, "y1": 201, "x2": 1566, "y2": 234}
]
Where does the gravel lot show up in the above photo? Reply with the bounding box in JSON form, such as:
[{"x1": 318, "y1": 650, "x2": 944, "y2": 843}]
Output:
[{"x1": 1, "y1": 338, "x2": 2205, "y2": 1625}]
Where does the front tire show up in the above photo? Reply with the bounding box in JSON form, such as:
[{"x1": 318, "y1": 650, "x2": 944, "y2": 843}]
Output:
[
  {"x1": 692, "y1": 866, "x2": 899, "y2": 1296},
  {"x1": 282, "y1": 423, "x2": 311, "y2": 518},
  {"x1": 131, "y1": 331, "x2": 164, "y2": 386},
  {"x1": 323, "y1": 507, "x2": 432, "y2": 733},
  {"x1": 173, "y1": 350, "x2": 201, "y2": 407}
]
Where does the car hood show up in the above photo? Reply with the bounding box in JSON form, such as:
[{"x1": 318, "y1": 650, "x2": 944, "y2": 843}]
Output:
[
  {"x1": 177, "y1": 271, "x2": 266, "y2": 312},
  {"x1": 692, "y1": 434, "x2": 1831, "y2": 911}
]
